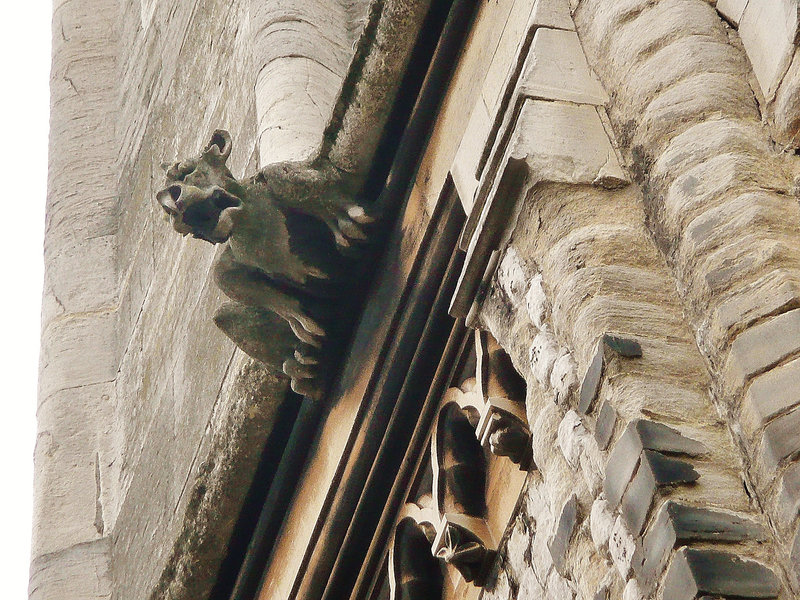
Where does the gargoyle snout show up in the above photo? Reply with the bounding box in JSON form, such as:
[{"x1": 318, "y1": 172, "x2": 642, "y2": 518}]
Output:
[{"x1": 157, "y1": 184, "x2": 184, "y2": 216}]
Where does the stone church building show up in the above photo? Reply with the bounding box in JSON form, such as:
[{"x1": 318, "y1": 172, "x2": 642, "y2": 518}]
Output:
[{"x1": 32, "y1": 0, "x2": 800, "y2": 599}]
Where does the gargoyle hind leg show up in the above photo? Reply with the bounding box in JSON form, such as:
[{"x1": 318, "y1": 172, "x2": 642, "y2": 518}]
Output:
[{"x1": 214, "y1": 246, "x2": 327, "y2": 347}]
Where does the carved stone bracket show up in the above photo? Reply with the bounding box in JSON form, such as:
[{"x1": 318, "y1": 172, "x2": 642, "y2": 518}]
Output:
[
  {"x1": 156, "y1": 130, "x2": 374, "y2": 399},
  {"x1": 432, "y1": 514, "x2": 495, "y2": 585}
]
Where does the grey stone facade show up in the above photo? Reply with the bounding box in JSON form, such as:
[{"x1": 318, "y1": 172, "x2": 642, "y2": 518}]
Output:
[{"x1": 34, "y1": 0, "x2": 800, "y2": 599}]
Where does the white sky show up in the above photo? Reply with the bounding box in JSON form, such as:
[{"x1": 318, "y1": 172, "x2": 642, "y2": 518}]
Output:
[{"x1": 0, "y1": 4, "x2": 51, "y2": 598}]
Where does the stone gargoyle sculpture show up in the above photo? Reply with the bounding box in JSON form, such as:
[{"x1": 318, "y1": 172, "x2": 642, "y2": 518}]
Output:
[{"x1": 156, "y1": 130, "x2": 372, "y2": 398}]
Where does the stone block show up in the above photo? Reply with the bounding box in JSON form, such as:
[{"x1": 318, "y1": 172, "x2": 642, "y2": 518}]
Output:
[
  {"x1": 548, "y1": 493, "x2": 578, "y2": 576},
  {"x1": 609, "y1": 515, "x2": 636, "y2": 578},
  {"x1": 777, "y1": 460, "x2": 800, "y2": 528},
  {"x1": 594, "y1": 400, "x2": 616, "y2": 450},
  {"x1": 716, "y1": 0, "x2": 749, "y2": 25},
  {"x1": 546, "y1": 569, "x2": 575, "y2": 600},
  {"x1": 518, "y1": 29, "x2": 608, "y2": 106},
  {"x1": 724, "y1": 308, "x2": 800, "y2": 392},
  {"x1": 739, "y1": 0, "x2": 799, "y2": 99},
  {"x1": 39, "y1": 312, "x2": 118, "y2": 403},
  {"x1": 509, "y1": 99, "x2": 628, "y2": 187},
  {"x1": 759, "y1": 405, "x2": 800, "y2": 471},
  {"x1": 602, "y1": 334, "x2": 642, "y2": 358},
  {"x1": 772, "y1": 47, "x2": 800, "y2": 148},
  {"x1": 663, "y1": 548, "x2": 780, "y2": 600},
  {"x1": 710, "y1": 268, "x2": 800, "y2": 354},
  {"x1": 530, "y1": 329, "x2": 561, "y2": 387},
  {"x1": 551, "y1": 351, "x2": 578, "y2": 405},
  {"x1": 791, "y1": 522, "x2": 800, "y2": 589},
  {"x1": 451, "y1": 99, "x2": 491, "y2": 210},
  {"x1": 530, "y1": 0, "x2": 574, "y2": 31},
  {"x1": 621, "y1": 451, "x2": 700, "y2": 536},
  {"x1": 525, "y1": 272, "x2": 550, "y2": 329},
  {"x1": 29, "y1": 538, "x2": 112, "y2": 600},
  {"x1": 742, "y1": 356, "x2": 800, "y2": 436},
  {"x1": 590, "y1": 495, "x2": 614, "y2": 552}
]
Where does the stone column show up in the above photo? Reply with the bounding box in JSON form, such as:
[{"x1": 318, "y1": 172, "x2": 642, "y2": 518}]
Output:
[{"x1": 30, "y1": 0, "x2": 120, "y2": 598}]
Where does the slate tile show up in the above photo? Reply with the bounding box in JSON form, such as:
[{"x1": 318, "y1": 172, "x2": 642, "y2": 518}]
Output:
[
  {"x1": 663, "y1": 548, "x2": 780, "y2": 600},
  {"x1": 634, "y1": 420, "x2": 707, "y2": 456},
  {"x1": 725, "y1": 308, "x2": 800, "y2": 390},
  {"x1": 621, "y1": 455, "x2": 657, "y2": 536},
  {"x1": 595, "y1": 400, "x2": 616, "y2": 451},
  {"x1": 664, "y1": 501, "x2": 765, "y2": 542},
  {"x1": 777, "y1": 460, "x2": 800, "y2": 527},
  {"x1": 603, "y1": 334, "x2": 643, "y2": 358},
  {"x1": 604, "y1": 426, "x2": 642, "y2": 509},
  {"x1": 760, "y1": 405, "x2": 800, "y2": 471},
  {"x1": 644, "y1": 450, "x2": 700, "y2": 486},
  {"x1": 548, "y1": 494, "x2": 578, "y2": 577},
  {"x1": 579, "y1": 342, "x2": 604, "y2": 414},
  {"x1": 634, "y1": 501, "x2": 766, "y2": 586},
  {"x1": 742, "y1": 356, "x2": 800, "y2": 435}
]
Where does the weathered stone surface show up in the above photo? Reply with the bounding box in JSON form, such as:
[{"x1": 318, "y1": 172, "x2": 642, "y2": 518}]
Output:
[
  {"x1": 609, "y1": 515, "x2": 636, "y2": 578},
  {"x1": 759, "y1": 405, "x2": 800, "y2": 471},
  {"x1": 529, "y1": 329, "x2": 561, "y2": 387},
  {"x1": 578, "y1": 342, "x2": 604, "y2": 414},
  {"x1": 777, "y1": 460, "x2": 800, "y2": 528},
  {"x1": 551, "y1": 351, "x2": 578, "y2": 406},
  {"x1": 709, "y1": 268, "x2": 800, "y2": 355},
  {"x1": 725, "y1": 309, "x2": 800, "y2": 392},
  {"x1": 594, "y1": 401, "x2": 616, "y2": 450},
  {"x1": 518, "y1": 28, "x2": 608, "y2": 106},
  {"x1": 716, "y1": 0, "x2": 749, "y2": 26},
  {"x1": 738, "y1": 0, "x2": 799, "y2": 99},
  {"x1": 742, "y1": 357, "x2": 800, "y2": 436},
  {"x1": 530, "y1": 0, "x2": 574, "y2": 31},
  {"x1": 663, "y1": 547, "x2": 780, "y2": 600},
  {"x1": 772, "y1": 47, "x2": 800, "y2": 148},
  {"x1": 548, "y1": 494, "x2": 578, "y2": 576},
  {"x1": 29, "y1": 538, "x2": 112, "y2": 600},
  {"x1": 590, "y1": 495, "x2": 615, "y2": 552},
  {"x1": 508, "y1": 99, "x2": 628, "y2": 187}
]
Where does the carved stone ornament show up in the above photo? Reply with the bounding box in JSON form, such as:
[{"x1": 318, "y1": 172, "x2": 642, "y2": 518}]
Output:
[
  {"x1": 156, "y1": 130, "x2": 373, "y2": 398},
  {"x1": 389, "y1": 518, "x2": 443, "y2": 600}
]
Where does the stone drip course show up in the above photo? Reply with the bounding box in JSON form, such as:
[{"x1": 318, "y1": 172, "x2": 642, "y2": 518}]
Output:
[
  {"x1": 573, "y1": 0, "x2": 800, "y2": 588},
  {"x1": 477, "y1": 172, "x2": 783, "y2": 597}
]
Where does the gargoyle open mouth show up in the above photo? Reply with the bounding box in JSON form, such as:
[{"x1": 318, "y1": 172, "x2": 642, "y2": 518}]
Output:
[{"x1": 157, "y1": 184, "x2": 242, "y2": 244}]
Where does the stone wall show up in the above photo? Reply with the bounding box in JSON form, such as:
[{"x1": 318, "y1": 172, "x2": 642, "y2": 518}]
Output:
[{"x1": 446, "y1": 0, "x2": 800, "y2": 598}]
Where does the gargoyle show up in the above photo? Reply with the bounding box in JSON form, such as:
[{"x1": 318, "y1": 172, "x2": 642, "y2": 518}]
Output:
[{"x1": 156, "y1": 130, "x2": 372, "y2": 397}]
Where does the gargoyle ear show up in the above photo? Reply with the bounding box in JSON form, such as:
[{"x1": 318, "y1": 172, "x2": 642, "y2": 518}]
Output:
[{"x1": 204, "y1": 129, "x2": 233, "y2": 161}]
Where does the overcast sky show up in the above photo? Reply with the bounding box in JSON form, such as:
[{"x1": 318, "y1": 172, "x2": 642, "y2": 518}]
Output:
[{"x1": 1, "y1": 4, "x2": 50, "y2": 598}]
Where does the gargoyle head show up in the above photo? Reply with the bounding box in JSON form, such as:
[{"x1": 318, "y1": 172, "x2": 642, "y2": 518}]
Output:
[{"x1": 157, "y1": 130, "x2": 243, "y2": 244}]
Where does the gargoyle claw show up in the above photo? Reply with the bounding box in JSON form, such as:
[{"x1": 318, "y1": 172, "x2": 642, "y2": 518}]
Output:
[{"x1": 347, "y1": 205, "x2": 374, "y2": 224}]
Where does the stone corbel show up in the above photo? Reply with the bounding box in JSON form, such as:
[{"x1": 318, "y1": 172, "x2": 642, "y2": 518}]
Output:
[
  {"x1": 431, "y1": 402, "x2": 496, "y2": 585},
  {"x1": 474, "y1": 330, "x2": 532, "y2": 468}
]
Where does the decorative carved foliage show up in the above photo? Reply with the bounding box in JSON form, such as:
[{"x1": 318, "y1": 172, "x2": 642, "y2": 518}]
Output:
[{"x1": 156, "y1": 130, "x2": 374, "y2": 398}]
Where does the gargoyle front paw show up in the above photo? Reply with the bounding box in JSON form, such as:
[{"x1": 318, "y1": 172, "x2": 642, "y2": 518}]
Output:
[
  {"x1": 287, "y1": 314, "x2": 326, "y2": 348},
  {"x1": 325, "y1": 204, "x2": 374, "y2": 249}
]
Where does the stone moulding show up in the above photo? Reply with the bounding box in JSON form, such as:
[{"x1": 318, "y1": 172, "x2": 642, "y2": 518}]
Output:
[{"x1": 157, "y1": 129, "x2": 374, "y2": 399}]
